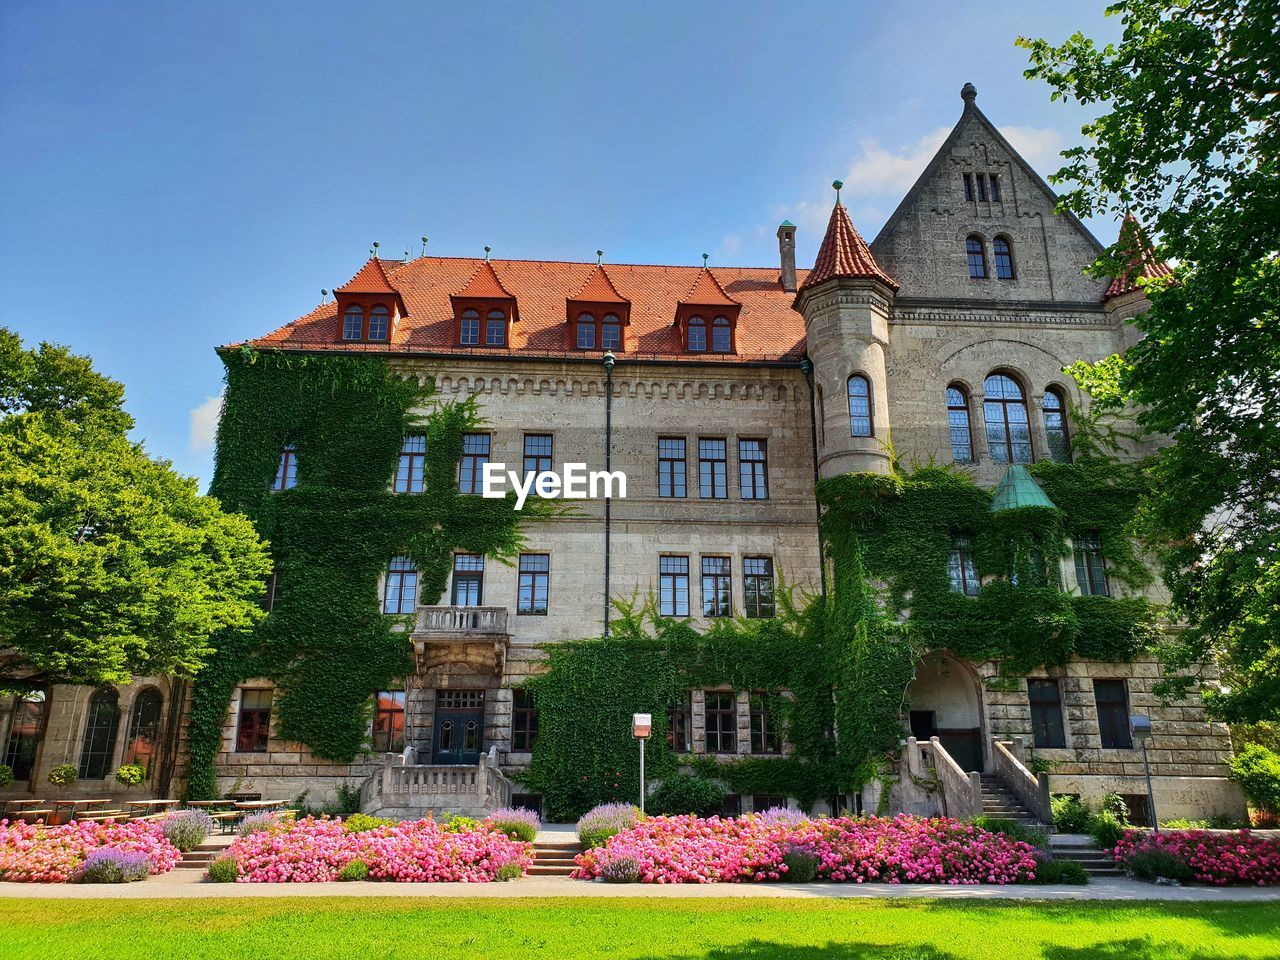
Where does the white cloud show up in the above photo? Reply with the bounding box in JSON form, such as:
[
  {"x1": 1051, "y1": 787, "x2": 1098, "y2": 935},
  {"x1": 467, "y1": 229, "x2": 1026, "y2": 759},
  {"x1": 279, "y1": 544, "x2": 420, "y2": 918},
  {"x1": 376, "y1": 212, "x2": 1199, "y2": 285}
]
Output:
[
  {"x1": 1001, "y1": 126, "x2": 1068, "y2": 173},
  {"x1": 188, "y1": 392, "x2": 223, "y2": 453},
  {"x1": 840, "y1": 126, "x2": 952, "y2": 198}
]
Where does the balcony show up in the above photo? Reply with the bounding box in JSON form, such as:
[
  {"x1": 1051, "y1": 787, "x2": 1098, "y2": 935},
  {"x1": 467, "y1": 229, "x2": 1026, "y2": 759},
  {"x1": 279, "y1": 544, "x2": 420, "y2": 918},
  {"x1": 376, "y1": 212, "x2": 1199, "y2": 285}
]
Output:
[{"x1": 411, "y1": 606, "x2": 509, "y2": 676}]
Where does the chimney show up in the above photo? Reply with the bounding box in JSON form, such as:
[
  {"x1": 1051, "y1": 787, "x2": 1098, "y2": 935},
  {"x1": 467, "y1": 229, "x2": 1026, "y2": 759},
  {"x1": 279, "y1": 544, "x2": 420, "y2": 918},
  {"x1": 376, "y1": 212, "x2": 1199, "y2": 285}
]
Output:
[{"x1": 777, "y1": 221, "x2": 797, "y2": 293}]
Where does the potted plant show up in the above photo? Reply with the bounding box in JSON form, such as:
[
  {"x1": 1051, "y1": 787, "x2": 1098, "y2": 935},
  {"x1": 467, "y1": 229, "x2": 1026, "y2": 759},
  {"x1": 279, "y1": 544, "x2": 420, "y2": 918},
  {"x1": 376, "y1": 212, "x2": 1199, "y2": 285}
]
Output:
[
  {"x1": 48, "y1": 764, "x2": 77, "y2": 795},
  {"x1": 115, "y1": 763, "x2": 147, "y2": 791}
]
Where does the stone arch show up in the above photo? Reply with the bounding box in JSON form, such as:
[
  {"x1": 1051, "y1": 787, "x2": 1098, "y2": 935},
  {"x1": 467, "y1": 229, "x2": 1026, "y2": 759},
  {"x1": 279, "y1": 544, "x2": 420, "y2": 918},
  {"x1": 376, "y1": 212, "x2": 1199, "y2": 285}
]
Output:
[{"x1": 907, "y1": 652, "x2": 986, "y2": 773}]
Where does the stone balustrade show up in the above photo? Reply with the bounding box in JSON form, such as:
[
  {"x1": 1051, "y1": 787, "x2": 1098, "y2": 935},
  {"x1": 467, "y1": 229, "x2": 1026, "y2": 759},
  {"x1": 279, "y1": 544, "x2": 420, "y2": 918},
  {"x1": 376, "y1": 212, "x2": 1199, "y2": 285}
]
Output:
[
  {"x1": 360, "y1": 747, "x2": 514, "y2": 819},
  {"x1": 992, "y1": 736, "x2": 1052, "y2": 823},
  {"x1": 415, "y1": 606, "x2": 508, "y2": 637}
]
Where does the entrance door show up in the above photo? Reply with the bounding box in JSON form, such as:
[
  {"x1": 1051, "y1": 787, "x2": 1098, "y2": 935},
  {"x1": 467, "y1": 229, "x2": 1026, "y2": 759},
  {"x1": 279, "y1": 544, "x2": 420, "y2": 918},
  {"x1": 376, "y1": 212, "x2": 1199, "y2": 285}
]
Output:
[{"x1": 432, "y1": 689, "x2": 485, "y2": 765}]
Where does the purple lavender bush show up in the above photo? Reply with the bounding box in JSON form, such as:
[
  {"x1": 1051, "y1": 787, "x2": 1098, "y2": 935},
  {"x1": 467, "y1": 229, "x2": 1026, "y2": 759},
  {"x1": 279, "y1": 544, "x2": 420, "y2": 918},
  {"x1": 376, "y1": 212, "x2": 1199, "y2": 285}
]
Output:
[
  {"x1": 160, "y1": 810, "x2": 215, "y2": 852},
  {"x1": 237, "y1": 812, "x2": 279, "y2": 837},
  {"x1": 488, "y1": 806, "x2": 540, "y2": 843},
  {"x1": 78, "y1": 848, "x2": 151, "y2": 883},
  {"x1": 599, "y1": 855, "x2": 640, "y2": 883},
  {"x1": 577, "y1": 803, "x2": 640, "y2": 848},
  {"x1": 757, "y1": 806, "x2": 808, "y2": 827}
]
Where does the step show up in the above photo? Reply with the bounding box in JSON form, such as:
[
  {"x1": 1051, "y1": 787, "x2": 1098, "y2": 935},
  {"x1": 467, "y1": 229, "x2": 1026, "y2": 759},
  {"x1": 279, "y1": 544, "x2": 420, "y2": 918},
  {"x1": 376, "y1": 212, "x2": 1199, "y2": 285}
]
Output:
[{"x1": 526, "y1": 865, "x2": 577, "y2": 877}]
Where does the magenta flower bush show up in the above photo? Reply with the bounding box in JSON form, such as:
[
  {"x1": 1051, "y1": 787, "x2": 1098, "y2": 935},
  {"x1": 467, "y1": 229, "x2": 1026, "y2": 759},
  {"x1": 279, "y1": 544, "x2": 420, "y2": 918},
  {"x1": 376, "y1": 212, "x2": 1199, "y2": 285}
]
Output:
[
  {"x1": 572, "y1": 814, "x2": 1039, "y2": 885},
  {"x1": 225, "y1": 815, "x2": 533, "y2": 883},
  {"x1": 1112, "y1": 829, "x2": 1280, "y2": 886},
  {"x1": 0, "y1": 818, "x2": 181, "y2": 883}
]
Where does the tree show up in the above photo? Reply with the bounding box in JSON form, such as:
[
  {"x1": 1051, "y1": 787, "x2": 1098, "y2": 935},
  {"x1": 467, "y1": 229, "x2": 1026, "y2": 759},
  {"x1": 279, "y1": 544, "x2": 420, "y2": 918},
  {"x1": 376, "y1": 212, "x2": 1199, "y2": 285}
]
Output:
[
  {"x1": 0, "y1": 328, "x2": 270, "y2": 685},
  {"x1": 1020, "y1": 0, "x2": 1280, "y2": 721}
]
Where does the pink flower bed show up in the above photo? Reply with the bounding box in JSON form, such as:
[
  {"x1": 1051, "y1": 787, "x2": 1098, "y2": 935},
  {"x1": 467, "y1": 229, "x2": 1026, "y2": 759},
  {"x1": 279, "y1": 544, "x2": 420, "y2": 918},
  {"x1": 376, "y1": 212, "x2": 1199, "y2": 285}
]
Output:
[
  {"x1": 0, "y1": 818, "x2": 181, "y2": 883},
  {"x1": 1112, "y1": 829, "x2": 1280, "y2": 886},
  {"x1": 572, "y1": 814, "x2": 1040, "y2": 885},
  {"x1": 226, "y1": 816, "x2": 533, "y2": 883}
]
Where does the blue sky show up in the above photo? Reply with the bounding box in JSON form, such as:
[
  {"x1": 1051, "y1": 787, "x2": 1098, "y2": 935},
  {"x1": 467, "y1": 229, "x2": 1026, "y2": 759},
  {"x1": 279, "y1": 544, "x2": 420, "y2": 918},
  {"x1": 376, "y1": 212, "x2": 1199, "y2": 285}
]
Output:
[{"x1": 0, "y1": 1, "x2": 1119, "y2": 488}]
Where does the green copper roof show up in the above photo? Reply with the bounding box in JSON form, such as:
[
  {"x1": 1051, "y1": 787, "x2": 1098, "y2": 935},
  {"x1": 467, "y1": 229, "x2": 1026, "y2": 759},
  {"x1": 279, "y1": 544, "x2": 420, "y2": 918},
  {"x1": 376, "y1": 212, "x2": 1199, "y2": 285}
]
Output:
[
  {"x1": 990, "y1": 464, "x2": 1058, "y2": 512},
  {"x1": 779, "y1": 219, "x2": 795, "y2": 227}
]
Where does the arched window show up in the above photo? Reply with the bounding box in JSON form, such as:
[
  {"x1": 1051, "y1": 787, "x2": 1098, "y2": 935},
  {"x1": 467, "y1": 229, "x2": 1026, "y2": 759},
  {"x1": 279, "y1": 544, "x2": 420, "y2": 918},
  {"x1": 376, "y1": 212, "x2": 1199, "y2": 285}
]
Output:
[
  {"x1": 993, "y1": 236, "x2": 1015, "y2": 280},
  {"x1": 78, "y1": 688, "x2": 120, "y2": 780},
  {"x1": 485, "y1": 309, "x2": 507, "y2": 346},
  {"x1": 847, "y1": 374, "x2": 873, "y2": 437},
  {"x1": 687, "y1": 315, "x2": 707, "y2": 352},
  {"x1": 946, "y1": 385, "x2": 973, "y2": 462},
  {"x1": 459, "y1": 309, "x2": 480, "y2": 345},
  {"x1": 711, "y1": 316, "x2": 732, "y2": 353},
  {"x1": 601, "y1": 314, "x2": 622, "y2": 351},
  {"x1": 367, "y1": 305, "x2": 390, "y2": 341},
  {"x1": 1043, "y1": 386, "x2": 1071, "y2": 462},
  {"x1": 576, "y1": 312, "x2": 596, "y2": 350},
  {"x1": 123, "y1": 688, "x2": 163, "y2": 772},
  {"x1": 342, "y1": 305, "x2": 363, "y2": 340},
  {"x1": 2, "y1": 689, "x2": 47, "y2": 781},
  {"x1": 966, "y1": 235, "x2": 987, "y2": 279},
  {"x1": 983, "y1": 373, "x2": 1032, "y2": 464}
]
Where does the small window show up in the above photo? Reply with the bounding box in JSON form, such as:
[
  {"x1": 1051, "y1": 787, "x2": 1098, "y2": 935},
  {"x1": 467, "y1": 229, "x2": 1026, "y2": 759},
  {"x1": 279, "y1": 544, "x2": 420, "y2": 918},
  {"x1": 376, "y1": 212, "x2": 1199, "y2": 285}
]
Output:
[
  {"x1": 235, "y1": 689, "x2": 272, "y2": 753},
  {"x1": 753, "y1": 794, "x2": 786, "y2": 813},
  {"x1": 848, "y1": 374, "x2": 873, "y2": 437},
  {"x1": 698, "y1": 438, "x2": 727, "y2": 499},
  {"x1": 963, "y1": 173, "x2": 975, "y2": 201},
  {"x1": 1044, "y1": 387, "x2": 1071, "y2": 462},
  {"x1": 705, "y1": 692, "x2": 737, "y2": 754},
  {"x1": 749, "y1": 693, "x2": 781, "y2": 754},
  {"x1": 966, "y1": 236, "x2": 988, "y2": 279},
  {"x1": 739, "y1": 438, "x2": 768, "y2": 500},
  {"x1": 368, "y1": 305, "x2": 390, "y2": 341},
  {"x1": 342, "y1": 305, "x2": 364, "y2": 340},
  {"x1": 2, "y1": 690, "x2": 46, "y2": 781},
  {"x1": 1094, "y1": 679, "x2": 1132, "y2": 749},
  {"x1": 1028, "y1": 679, "x2": 1066, "y2": 749},
  {"x1": 658, "y1": 437, "x2": 687, "y2": 498},
  {"x1": 272, "y1": 444, "x2": 297, "y2": 491},
  {"x1": 523, "y1": 434, "x2": 553, "y2": 480},
  {"x1": 601, "y1": 314, "x2": 622, "y2": 351},
  {"x1": 459, "y1": 309, "x2": 481, "y2": 346},
  {"x1": 948, "y1": 537, "x2": 980, "y2": 596},
  {"x1": 485, "y1": 309, "x2": 507, "y2": 347},
  {"x1": 1074, "y1": 535, "x2": 1109, "y2": 597},
  {"x1": 512, "y1": 689, "x2": 539, "y2": 751},
  {"x1": 372, "y1": 690, "x2": 406, "y2": 752},
  {"x1": 976, "y1": 173, "x2": 988, "y2": 202},
  {"x1": 659, "y1": 556, "x2": 690, "y2": 617},
  {"x1": 576, "y1": 313, "x2": 596, "y2": 350},
  {"x1": 947, "y1": 386, "x2": 973, "y2": 462},
  {"x1": 78, "y1": 688, "x2": 120, "y2": 780},
  {"x1": 383, "y1": 557, "x2": 418, "y2": 614},
  {"x1": 264, "y1": 563, "x2": 282, "y2": 612},
  {"x1": 452, "y1": 553, "x2": 484, "y2": 606},
  {"x1": 743, "y1": 557, "x2": 775, "y2": 619},
  {"x1": 993, "y1": 236, "x2": 1015, "y2": 280},
  {"x1": 394, "y1": 435, "x2": 427, "y2": 493},
  {"x1": 989, "y1": 174, "x2": 1002, "y2": 202},
  {"x1": 459, "y1": 433, "x2": 490, "y2": 494},
  {"x1": 701, "y1": 556, "x2": 732, "y2": 618},
  {"x1": 687, "y1": 315, "x2": 707, "y2": 352},
  {"x1": 123, "y1": 688, "x2": 163, "y2": 772},
  {"x1": 517, "y1": 553, "x2": 550, "y2": 616},
  {"x1": 711, "y1": 316, "x2": 732, "y2": 353},
  {"x1": 984, "y1": 373, "x2": 1032, "y2": 464},
  {"x1": 668, "y1": 693, "x2": 692, "y2": 753}
]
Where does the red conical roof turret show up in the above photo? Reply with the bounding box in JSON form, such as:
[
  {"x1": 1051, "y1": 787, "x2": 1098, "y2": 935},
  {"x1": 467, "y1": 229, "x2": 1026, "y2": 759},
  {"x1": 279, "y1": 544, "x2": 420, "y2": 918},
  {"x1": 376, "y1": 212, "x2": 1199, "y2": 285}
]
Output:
[{"x1": 799, "y1": 199, "x2": 898, "y2": 294}]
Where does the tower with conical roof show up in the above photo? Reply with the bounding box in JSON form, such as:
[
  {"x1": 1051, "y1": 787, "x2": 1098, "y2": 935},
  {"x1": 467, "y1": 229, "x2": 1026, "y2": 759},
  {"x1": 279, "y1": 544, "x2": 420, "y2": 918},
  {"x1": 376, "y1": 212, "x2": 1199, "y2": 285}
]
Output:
[{"x1": 796, "y1": 184, "x2": 900, "y2": 477}]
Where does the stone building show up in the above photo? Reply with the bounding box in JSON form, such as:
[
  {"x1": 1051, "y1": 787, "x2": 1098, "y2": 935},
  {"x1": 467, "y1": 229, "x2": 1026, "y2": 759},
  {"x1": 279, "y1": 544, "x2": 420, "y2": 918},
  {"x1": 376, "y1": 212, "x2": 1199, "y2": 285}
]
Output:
[{"x1": 0, "y1": 84, "x2": 1243, "y2": 822}]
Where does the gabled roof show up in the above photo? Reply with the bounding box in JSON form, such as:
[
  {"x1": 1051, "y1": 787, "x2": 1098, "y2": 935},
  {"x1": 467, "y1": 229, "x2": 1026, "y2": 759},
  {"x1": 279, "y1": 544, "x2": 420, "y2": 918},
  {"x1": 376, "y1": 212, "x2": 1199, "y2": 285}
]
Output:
[
  {"x1": 1105, "y1": 215, "x2": 1175, "y2": 299},
  {"x1": 799, "y1": 203, "x2": 898, "y2": 293},
  {"x1": 990, "y1": 464, "x2": 1058, "y2": 512},
  {"x1": 335, "y1": 257, "x2": 399, "y2": 295},
  {"x1": 452, "y1": 259, "x2": 517, "y2": 300},
  {"x1": 568, "y1": 263, "x2": 628, "y2": 305},
  {"x1": 678, "y1": 267, "x2": 740, "y2": 308}
]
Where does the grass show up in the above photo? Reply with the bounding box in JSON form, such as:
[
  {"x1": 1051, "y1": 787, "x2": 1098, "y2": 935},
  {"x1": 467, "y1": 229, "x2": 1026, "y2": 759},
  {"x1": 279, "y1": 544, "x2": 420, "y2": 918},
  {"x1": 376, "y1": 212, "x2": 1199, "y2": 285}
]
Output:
[{"x1": 0, "y1": 898, "x2": 1279, "y2": 960}]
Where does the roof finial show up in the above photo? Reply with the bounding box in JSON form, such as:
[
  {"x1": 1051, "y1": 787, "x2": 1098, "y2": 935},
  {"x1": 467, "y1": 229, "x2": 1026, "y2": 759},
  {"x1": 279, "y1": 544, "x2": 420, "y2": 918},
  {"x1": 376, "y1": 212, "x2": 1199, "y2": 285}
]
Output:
[
  {"x1": 321, "y1": 288, "x2": 329, "y2": 303},
  {"x1": 371, "y1": 241, "x2": 380, "y2": 259},
  {"x1": 702, "y1": 252, "x2": 709, "y2": 268},
  {"x1": 596, "y1": 249, "x2": 603, "y2": 265},
  {"x1": 961, "y1": 82, "x2": 977, "y2": 105},
  {"x1": 484, "y1": 245, "x2": 491, "y2": 262},
  {"x1": 832, "y1": 180, "x2": 844, "y2": 206},
  {"x1": 421, "y1": 236, "x2": 429, "y2": 256}
]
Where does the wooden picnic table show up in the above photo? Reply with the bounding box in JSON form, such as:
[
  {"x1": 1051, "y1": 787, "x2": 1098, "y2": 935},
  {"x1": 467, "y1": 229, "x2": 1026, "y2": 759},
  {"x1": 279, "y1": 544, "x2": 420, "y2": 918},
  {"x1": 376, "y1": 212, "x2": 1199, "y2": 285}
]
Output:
[
  {"x1": 15, "y1": 808, "x2": 55, "y2": 821},
  {"x1": 126, "y1": 799, "x2": 179, "y2": 811},
  {"x1": 3, "y1": 799, "x2": 48, "y2": 808},
  {"x1": 185, "y1": 799, "x2": 233, "y2": 808},
  {"x1": 53, "y1": 798, "x2": 113, "y2": 820},
  {"x1": 233, "y1": 799, "x2": 286, "y2": 810}
]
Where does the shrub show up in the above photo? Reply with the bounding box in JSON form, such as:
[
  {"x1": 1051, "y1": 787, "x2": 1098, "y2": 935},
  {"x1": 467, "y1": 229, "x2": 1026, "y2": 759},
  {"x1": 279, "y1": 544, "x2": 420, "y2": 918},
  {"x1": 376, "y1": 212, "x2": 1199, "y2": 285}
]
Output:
[
  {"x1": 781, "y1": 849, "x2": 818, "y2": 883},
  {"x1": 0, "y1": 765, "x2": 13, "y2": 788},
  {"x1": 238, "y1": 812, "x2": 279, "y2": 837},
  {"x1": 338, "y1": 858, "x2": 369, "y2": 881},
  {"x1": 1125, "y1": 848, "x2": 1193, "y2": 883},
  {"x1": 47, "y1": 764, "x2": 77, "y2": 788},
  {"x1": 487, "y1": 807, "x2": 540, "y2": 843},
  {"x1": 1113, "y1": 829, "x2": 1280, "y2": 885},
  {"x1": 206, "y1": 857, "x2": 238, "y2": 882},
  {"x1": 577, "y1": 803, "x2": 640, "y2": 848},
  {"x1": 598, "y1": 856, "x2": 640, "y2": 883},
  {"x1": 343, "y1": 813, "x2": 395, "y2": 833},
  {"x1": 1051, "y1": 795, "x2": 1092, "y2": 833},
  {"x1": 1230, "y1": 743, "x2": 1280, "y2": 815},
  {"x1": 757, "y1": 806, "x2": 809, "y2": 827},
  {"x1": 160, "y1": 810, "x2": 214, "y2": 852},
  {"x1": 334, "y1": 783, "x2": 362, "y2": 816},
  {"x1": 494, "y1": 861, "x2": 523, "y2": 882},
  {"x1": 1101, "y1": 792, "x2": 1130, "y2": 824},
  {"x1": 647, "y1": 775, "x2": 726, "y2": 818},
  {"x1": 1032, "y1": 858, "x2": 1089, "y2": 885},
  {"x1": 113, "y1": 763, "x2": 147, "y2": 787},
  {"x1": 0, "y1": 819, "x2": 179, "y2": 882},
  {"x1": 1090, "y1": 811, "x2": 1127, "y2": 850},
  {"x1": 77, "y1": 848, "x2": 151, "y2": 883},
  {"x1": 442, "y1": 814, "x2": 480, "y2": 833},
  {"x1": 970, "y1": 816, "x2": 1049, "y2": 851},
  {"x1": 1161, "y1": 818, "x2": 1210, "y2": 830}
]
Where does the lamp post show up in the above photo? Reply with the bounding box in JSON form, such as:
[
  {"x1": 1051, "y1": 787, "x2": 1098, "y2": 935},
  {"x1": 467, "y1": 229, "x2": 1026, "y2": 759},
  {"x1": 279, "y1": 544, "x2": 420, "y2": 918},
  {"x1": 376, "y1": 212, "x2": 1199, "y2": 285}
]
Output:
[
  {"x1": 632, "y1": 713, "x2": 651, "y2": 813},
  {"x1": 603, "y1": 350, "x2": 615, "y2": 640},
  {"x1": 1130, "y1": 713, "x2": 1159, "y2": 832}
]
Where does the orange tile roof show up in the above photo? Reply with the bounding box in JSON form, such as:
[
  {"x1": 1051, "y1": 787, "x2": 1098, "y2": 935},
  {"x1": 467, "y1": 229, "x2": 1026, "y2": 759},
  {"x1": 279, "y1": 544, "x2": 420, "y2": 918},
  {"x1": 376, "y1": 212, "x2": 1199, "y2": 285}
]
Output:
[
  {"x1": 1104, "y1": 215, "x2": 1175, "y2": 299},
  {"x1": 799, "y1": 203, "x2": 898, "y2": 293},
  {"x1": 335, "y1": 257, "x2": 398, "y2": 295},
  {"x1": 568, "y1": 263, "x2": 628, "y2": 305},
  {"x1": 237, "y1": 257, "x2": 810, "y2": 362},
  {"x1": 678, "y1": 267, "x2": 741, "y2": 308},
  {"x1": 452, "y1": 259, "x2": 517, "y2": 301}
]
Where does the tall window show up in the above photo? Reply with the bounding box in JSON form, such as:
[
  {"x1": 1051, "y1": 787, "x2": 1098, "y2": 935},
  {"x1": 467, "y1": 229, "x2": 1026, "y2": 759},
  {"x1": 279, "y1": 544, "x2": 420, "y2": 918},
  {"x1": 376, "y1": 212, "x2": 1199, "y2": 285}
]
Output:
[
  {"x1": 368, "y1": 305, "x2": 390, "y2": 341},
  {"x1": 601, "y1": 314, "x2": 622, "y2": 351},
  {"x1": 485, "y1": 309, "x2": 507, "y2": 346},
  {"x1": 1043, "y1": 387, "x2": 1070, "y2": 462},
  {"x1": 523, "y1": 434, "x2": 553, "y2": 480},
  {"x1": 371, "y1": 690, "x2": 406, "y2": 752},
  {"x1": 948, "y1": 537, "x2": 981, "y2": 596},
  {"x1": 976, "y1": 173, "x2": 988, "y2": 201},
  {"x1": 963, "y1": 173, "x2": 975, "y2": 201},
  {"x1": 123, "y1": 688, "x2": 163, "y2": 771},
  {"x1": 236, "y1": 688, "x2": 272, "y2": 753},
  {"x1": 1094, "y1": 680, "x2": 1133, "y2": 749},
  {"x1": 459, "y1": 309, "x2": 480, "y2": 345},
  {"x1": 658, "y1": 437, "x2": 687, "y2": 498},
  {"x1": 1028, "y1": 679, "x2": 1066, "y2": 749},
  {"x1": 517, "y1": 553, "x2": 550, "y2": 615},
  {"x1": 452, "y1": 553, "x2": 484, "y2": 606},
  {"x1": 993, "y1": 236, "x2": 1015, "y2": 279},
  {"x1": 264, "y1": 563, "x2": 282, "y2": 612},
  {"x1": 698, "y1": 438, "x2": 727, "y2": 499},
  {"x1": 743, "y1": 558, "x2": 775, "y2": 619},
  {"x1": 1074, "y1": 535, "x2": 1109, "y2": 597},
  {"x1": 848, "y1": 375, "x2": 873, "y2": 437},
  {"x1": 687, "y1": 315, "x2": 707, "y2": 352},
  {"x1": 989, "y1": 174, "x2": 1002, "y2": 201},
  {"x1": 512, "y1": 689, "x2": 539, "y2": 751},
  {"x1": 668, "y1": 693, "x2": 692, "y2": 753},
  {"x1": 78, "y1": 688, "x2": 120, "y2": 779},
  {"x1": 576, "y1": 313, "x2": 596, "y2": 350},
  {"x1": 984, "y1": 373, "x2": 1032, "y2": 463},
  {"x1": 342, "y1": 305, "x2": 363, "y2": 340},
  {"x1": 749, "y1": 693, "x2": 781, "y2": 754},
  {"x1": 659, "y1": 556, "x2": 690, "y2": 617},
  {"x1": 711, "y1": 316, "x2": 732, "y2": 353},
  {"x1": 394, "y1": 436, "x2": 427, "y2": 493},
  {"x1": 2, "y1": 689, "x2": 46, "y2": 781},
  {"x1": 739, "y1": 439, "x2": 768, "y2": 500},
  {"x1": 701, "y1": 556, "x2": 732, "y2": 618},
  {"x1": 705, "y1": 692, "x2": 737, "y2": 754},
  {"x1": 383, "y1": 557, "x2": 418, "y2": 614},
  {"x1": 272, "y1": 444, "x2": 297, "y2": 491},
  {"x1": 966, "y1": 235, "x2": 988, "y2": 279},
  {"x1": 947, "y1": 385, "x2": 973, "y2": 462},
  {"x1": 459, "y1": 433, "x2": 490, "y2": 493}
]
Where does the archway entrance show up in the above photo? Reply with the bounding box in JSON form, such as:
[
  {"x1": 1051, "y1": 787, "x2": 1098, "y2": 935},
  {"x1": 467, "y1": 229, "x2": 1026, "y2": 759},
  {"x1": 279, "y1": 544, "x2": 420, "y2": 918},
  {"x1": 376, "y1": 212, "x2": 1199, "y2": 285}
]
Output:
[{"x1": 907, "y1": 653, "x2": 984, "y2": 773}]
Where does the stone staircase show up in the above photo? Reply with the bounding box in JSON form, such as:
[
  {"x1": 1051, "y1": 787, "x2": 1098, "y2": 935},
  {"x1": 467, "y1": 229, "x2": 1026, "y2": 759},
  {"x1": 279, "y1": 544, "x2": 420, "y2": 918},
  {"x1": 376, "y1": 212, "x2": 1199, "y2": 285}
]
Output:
[
  {"x1": 527, "y1": 839, "x2": 581, "y2": 877},
  {"x1": 1051, "y1": 837, "x2": 1123, "y2": 877},
  {"x1": 979, "y1": 774, "x2": 1041, "y2": 825},
  {"x1": 176, "y1": 842, "x2": 224, "y2": 871}
]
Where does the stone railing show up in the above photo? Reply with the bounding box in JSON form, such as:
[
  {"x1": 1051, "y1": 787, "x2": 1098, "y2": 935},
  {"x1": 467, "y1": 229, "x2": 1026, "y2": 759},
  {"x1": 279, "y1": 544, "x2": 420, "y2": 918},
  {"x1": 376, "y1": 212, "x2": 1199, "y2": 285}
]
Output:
[
  {"x1": 415, "y1": 606, "x2": 509, "y2": 637},
  {"x1": 991, "y1": 736, "x2": 1051, "y2": 823},
  {"x1": 918, "y1": 736, "x2": 982, "y2": 821},
  {"x1": 360, "y1": 746, "x2": 513, "y2": 817}
]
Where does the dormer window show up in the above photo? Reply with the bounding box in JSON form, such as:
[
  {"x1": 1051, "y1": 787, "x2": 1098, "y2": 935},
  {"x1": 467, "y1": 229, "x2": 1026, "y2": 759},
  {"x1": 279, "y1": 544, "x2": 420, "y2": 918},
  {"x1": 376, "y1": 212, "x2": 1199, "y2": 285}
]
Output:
[
  {"x1": 486, "y1": 309, "x2": 507, "y2": 346},
  {"x1": 450, "y1": 261, "x2": 518, "y2": 349},
  {"x1": 460, "y1": 309, "x2": 480, "y2": 345},
  {"x1": 601, "y1": 314, "x2": 622, "y2": 350},
  {"x1": 688, "y1": 316, "x2": 707, "y2": 352},
  {"x1": 342, "y1": 306, "x2": 363, "y2": 340},
  {"x1": 368, "y1": 305, "x2": 390, "y2": 341},
  {"x1": 675, "y1": 267, "x2": 740, "y2": 355},
  {"x1": 711, "y1": 317, "x2": 732, "y2": 353},
  {"x1": 332, "y1": 258, "x2": 406, "y2": 344},
  {"x1": 575, "y1": 313, "x2": 597, "y2": 350},
  {"x1": 567, "y1": 265, "x2": 630, "y2": 352}
]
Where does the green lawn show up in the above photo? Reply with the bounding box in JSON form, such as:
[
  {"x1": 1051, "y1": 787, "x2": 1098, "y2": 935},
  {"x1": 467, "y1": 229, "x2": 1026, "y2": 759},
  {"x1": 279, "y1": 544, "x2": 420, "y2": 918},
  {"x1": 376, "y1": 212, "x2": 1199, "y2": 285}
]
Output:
[{"x1": 0, "y1": 897, "x2": 1278, "y2": 960}]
